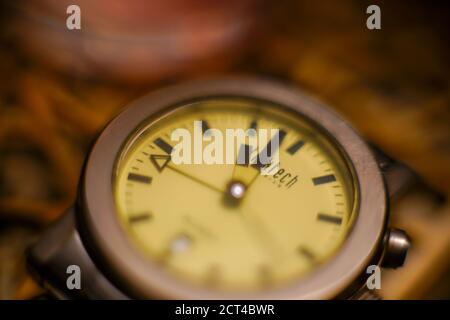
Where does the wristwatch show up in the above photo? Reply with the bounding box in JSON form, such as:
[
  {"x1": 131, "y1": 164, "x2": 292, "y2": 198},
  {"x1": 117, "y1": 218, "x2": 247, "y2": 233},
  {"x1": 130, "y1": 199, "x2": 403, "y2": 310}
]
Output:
[{"x1": 27, "y1": 78, "x2": 413, "y2": 299}]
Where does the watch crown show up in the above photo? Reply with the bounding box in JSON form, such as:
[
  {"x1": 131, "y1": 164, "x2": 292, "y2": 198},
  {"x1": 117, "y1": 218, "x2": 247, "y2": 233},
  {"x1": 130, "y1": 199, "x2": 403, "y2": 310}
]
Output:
[{"x1": 382, "y1": 228, "x2": 411, "y2": 269}]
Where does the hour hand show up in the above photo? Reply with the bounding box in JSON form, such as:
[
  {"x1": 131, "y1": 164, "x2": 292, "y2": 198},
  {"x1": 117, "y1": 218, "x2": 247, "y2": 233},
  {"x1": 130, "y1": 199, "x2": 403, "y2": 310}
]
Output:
[
  {"x1": 231, "y1": 134, "x2": 284, "y2": 187},
  {"x1": 225, "y1": 144, "x2": 260, "y2": 206},
  {"x1": 230, "y1": 144, "x2": 261, "y2": 186}
]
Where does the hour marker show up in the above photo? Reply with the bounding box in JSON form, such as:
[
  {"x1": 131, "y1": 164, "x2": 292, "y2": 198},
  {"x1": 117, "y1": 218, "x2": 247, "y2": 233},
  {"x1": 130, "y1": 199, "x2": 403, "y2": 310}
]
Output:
[
  {"x1": 248, "y1": 120, "x2": 257, "y2": 136},
  {"x1": 317, "y1": 213, "x2": 342, "y2": 225},
  {"x1": 312, "y1": 174, "x2": 336, "y2": 185},
  {"x1": 205, "y1": 264, "x2": 221, "y2": 286},
  {"x1": 200, "y1": 120, "x2": 210, "y2": 135},
  {"x1": 129, "y1": 212, "x2": 152, "y2": 223},
  {"x1": 286, "y1": 140, "x2": 305, "y2": 155},
  {"x1": 154, "y1": 138, "x2": 173, "y2": 154},
  {"x1": 258, "y1": 265, "x2": 273, "y2": 286},
  {"x1": 253, "y1": 129, "x2": 287, "y2": 168},
  {"x1": 150, "y1": 154, "x2": 171, "y2": 172},
  {"x1": 127, "y1": 173, "x2": 152, "y2": 184},
  {"x1": 298, "y1": 246, "x2": 316, "y2": 261}
]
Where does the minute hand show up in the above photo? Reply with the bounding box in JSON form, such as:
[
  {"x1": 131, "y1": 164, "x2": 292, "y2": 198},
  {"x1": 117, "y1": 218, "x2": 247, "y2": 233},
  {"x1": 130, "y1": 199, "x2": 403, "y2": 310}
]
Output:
[{"x1": 166, "y1": 164, "x2": 224, "y2": 193}]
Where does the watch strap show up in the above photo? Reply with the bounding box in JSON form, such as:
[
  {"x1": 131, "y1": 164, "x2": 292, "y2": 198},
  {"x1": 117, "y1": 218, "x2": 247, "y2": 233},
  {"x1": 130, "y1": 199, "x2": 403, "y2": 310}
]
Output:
[{"x1": 27, "y1": 208, "x2": 127, "y2": 299}]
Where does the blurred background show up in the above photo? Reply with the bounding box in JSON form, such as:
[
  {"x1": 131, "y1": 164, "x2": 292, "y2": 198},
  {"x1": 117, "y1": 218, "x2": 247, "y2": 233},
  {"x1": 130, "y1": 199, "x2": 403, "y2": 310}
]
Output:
[{"x1": 0, "y1": 0, "x2": 449, "y2": 299}]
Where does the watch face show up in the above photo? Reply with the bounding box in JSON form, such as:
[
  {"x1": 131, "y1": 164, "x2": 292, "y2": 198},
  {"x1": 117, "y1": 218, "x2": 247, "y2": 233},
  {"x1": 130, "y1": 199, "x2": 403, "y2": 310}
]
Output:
[{"x1": 113, "y1": 97, "x2": 358, "y2": 293}]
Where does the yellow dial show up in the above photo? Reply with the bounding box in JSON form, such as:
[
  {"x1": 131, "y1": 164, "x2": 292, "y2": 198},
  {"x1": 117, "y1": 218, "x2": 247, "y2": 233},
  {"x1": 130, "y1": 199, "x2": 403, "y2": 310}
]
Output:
[{"x1": 114, "y1": 98, "x2": 357, "y2": 292}]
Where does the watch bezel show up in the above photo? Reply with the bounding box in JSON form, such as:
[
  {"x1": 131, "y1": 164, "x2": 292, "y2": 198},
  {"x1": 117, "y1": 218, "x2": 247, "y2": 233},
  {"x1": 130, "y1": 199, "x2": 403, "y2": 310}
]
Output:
[{"x1": 80, "y1": 77, "x2": 387, "y2": 299}]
